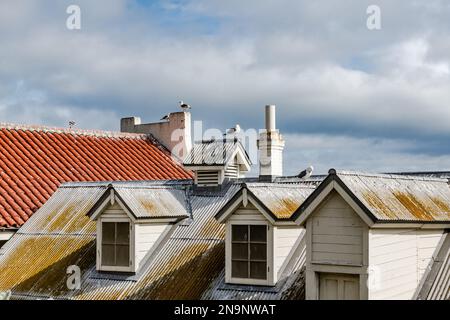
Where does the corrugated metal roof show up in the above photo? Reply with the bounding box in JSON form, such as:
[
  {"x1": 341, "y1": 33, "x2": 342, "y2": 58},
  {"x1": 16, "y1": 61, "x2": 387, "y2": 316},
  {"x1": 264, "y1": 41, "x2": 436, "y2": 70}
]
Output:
[
  {"x1": 114, "y1": 186, "x2": 190, "y2": 219},
  {"x1": 0, "y1": 178, "x2": 314, "y2": 300},
  {"x1": 0, "y1": 124, "x2": 191, "y2": 229},
  {"x1": 247, "y1": 182, "x2": 318, "y2": 219},
  {"x1": 183, "y1": 139, "x2": 249, "y2": 166},
  {"x1": 337, "y1": 171, "x2": 450, "y2": 222}
]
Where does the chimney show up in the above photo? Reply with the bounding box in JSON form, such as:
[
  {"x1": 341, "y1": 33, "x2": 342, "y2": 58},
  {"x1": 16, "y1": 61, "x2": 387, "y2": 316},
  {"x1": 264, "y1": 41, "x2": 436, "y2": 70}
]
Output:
[
  {"x1": 120, "y1": 112, "x2": 192, "y2": 160},
  {"x1": 257, "y1": 105, "x2": 285, "y2": 181}
]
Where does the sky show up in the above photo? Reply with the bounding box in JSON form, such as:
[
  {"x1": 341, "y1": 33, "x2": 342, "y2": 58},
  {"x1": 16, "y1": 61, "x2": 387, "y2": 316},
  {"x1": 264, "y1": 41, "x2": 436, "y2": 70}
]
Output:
[{"x1": 1, "y1": 0, "x2": 450, "y2": 175}]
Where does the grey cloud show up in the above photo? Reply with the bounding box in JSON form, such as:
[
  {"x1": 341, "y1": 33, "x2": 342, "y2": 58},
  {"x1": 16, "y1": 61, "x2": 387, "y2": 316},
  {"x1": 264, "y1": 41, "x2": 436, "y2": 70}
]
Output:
[{"x1": 0, "y1": 0, "x2": 449, "y2": 173}]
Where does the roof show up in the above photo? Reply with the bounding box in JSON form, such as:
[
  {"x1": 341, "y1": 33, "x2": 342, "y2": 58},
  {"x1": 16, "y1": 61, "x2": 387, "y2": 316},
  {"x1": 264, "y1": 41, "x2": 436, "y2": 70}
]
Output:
[
  {"x1": 294, "y1": 169, "x2": 450, "y2": 224},
  {"x1": 215, "y1": 181, "x2": 320, "y2": 222},
  {"x1": 0, "y1": 178, "x2": 315, "y2": 300},
  {"x1": 183, "y1": 138, "x2": 251, "y2": 167},
  {"x1": 0, "y1": 124, "x2": 191, "y2": 229},
  {"x1": 390, "y1": 171, "x2": 450, "y2": 179},
  {"x1": 88, "y1": 183, "x2": 191, "y2": 220}
]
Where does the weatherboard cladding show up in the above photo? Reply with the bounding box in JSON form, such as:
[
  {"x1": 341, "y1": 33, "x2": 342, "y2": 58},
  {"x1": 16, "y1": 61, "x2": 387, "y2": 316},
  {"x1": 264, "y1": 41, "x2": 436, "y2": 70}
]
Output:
[
  {"x1": 0, "y1": 124, "x2": 191, "y2": 229},
  {"x1": 336, "y1": 171, "x2": 450, "y2": 222},
  {"x1": 0, "y1": 178, "x2": 315, "y2": 300},
  {"x1": 422, "y1": 232, "x2": 450, "y2": 300}
]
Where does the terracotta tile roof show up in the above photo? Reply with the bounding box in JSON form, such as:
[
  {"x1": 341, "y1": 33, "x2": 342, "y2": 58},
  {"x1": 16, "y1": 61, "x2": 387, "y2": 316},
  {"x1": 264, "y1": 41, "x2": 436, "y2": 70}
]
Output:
[{"x1": 0, "y1": 123, "x2": 191, "y2": 229}]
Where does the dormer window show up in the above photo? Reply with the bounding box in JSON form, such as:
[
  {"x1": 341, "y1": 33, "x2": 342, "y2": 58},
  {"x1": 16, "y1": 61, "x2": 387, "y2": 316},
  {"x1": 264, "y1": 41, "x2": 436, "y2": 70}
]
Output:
[
  {"x1": 87, "y1": 185, "x2": 190, "y2": 274},
  {"x1": 231, "y1": 224, "x2": 267, "y2": 281},
  {"x1": 101, "y1": 222, "x2": 131, "y2": 268},
  {"x1": 215, "y1": 185, "x2": 311, "y2": 286}
]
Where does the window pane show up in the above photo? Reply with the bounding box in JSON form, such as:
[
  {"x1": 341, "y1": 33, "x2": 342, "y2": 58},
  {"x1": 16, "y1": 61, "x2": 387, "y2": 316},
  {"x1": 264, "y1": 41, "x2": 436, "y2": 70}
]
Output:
[
  {"x1": 102, "y1": 244, "x2": 115, "y2": 266},
  {"x1": 102, "y1": 222, "x2": 115, "y2": 244},
  {"x1": 232, "y1": 225, "x2": 248, "y2": 241},
  {"x1": 116, "y1": 222, "x2": 129, "y2": 244},
  {"x1": 116, "y1": 245, "x2": 130, "y2": 267},
  {"x1": 232, "y1": 261, "x2": 248, "y2": 278},
  {"x1": 250, "y1": 262, "x2": 267, "y2": 280},
  {"x1": 232, "y1": 243, "x2": 248, "y2": 260},
  {"x1": 250, "y1": 243, "x2": 266, "y2": 260},
  {"x1": 250, "y1": 225, "x2": 266, "y2": 242}
]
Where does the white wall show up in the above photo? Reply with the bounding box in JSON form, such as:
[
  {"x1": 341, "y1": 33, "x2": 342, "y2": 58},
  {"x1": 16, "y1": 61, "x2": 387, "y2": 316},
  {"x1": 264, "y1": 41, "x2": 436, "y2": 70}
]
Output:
[
  {"x1": 134, "y1": 223, "x2": 170, "y2": 270},
  {"x1": 273, "y1": 226, "x2": 303, "y2": 281},
  {"x1": 368, "y1": 229, "x2": 443, "y2": 300},
  {"x1": 310, "y1": 192, "x2": 365, "y2": 266}
]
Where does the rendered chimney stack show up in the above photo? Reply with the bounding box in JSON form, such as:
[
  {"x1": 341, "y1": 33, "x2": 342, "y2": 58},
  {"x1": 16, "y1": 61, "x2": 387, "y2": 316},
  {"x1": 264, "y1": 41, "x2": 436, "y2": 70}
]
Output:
[
  {"x1": 120, "y1": 111, "x2": 192, "y2": 160},
  {"x1": 257, "y1": 105, "x2": 285, "y2": 181}
]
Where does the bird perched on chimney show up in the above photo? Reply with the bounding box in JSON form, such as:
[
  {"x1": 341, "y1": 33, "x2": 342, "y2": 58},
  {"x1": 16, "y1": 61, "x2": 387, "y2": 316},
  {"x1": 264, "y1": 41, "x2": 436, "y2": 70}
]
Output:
[
  {"x1": 160, "y1": 113, "x2": 170, "y2": 121},
  {"x1": 298, "y1": 166, "x2": 314, "y2": 180},
  {"x1": 68, "y1": 121, "x2": 76, "y2": 129},
  {"x1": 179, "y1": 100, "x2": 191, "y2": 110},
  {"x1": 225, "y1": 124, "x2": 241, "y2": 136}
]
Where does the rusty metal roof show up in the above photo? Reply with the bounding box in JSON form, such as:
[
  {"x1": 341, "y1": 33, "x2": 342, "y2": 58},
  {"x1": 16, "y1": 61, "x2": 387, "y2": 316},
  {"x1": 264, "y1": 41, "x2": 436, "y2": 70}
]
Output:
[
  {"x1": 246, "y1": 182, "x2": 318, "y2": 219},
  {"x1": 114, "y1": 185, "x2": 190, "y2": 219},
  {"x1": 337, "y1": 171, "x2": 450, "y2": 222},
  {"x1": 183, "y1": 139, "x2": 250, "y2": 166},
  {"x1": 0, "y1": 177, "x2": 318, "y2": 300}
]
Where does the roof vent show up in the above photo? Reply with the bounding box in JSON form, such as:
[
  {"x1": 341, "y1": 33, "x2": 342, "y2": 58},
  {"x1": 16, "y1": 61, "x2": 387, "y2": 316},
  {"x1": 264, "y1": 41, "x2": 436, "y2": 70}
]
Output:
[{"x1": 183, "y1": 138, "x2": 252, "y2": 187}]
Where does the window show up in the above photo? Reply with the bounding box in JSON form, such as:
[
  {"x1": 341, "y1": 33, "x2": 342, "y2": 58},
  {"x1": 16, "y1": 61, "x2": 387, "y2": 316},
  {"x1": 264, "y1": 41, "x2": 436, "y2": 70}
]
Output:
[
  {"x1": 101, "y1": 222, "x2": 130, "y2": 267},
  {"x1": 231, "y1": 225, "x2": 267, "y2": 280}
]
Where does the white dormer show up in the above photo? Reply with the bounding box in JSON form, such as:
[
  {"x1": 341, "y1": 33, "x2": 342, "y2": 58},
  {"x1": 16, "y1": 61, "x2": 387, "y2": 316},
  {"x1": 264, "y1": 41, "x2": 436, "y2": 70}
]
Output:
[
  {"x1": 215, "y1": 184, "x2": 314, "y2": 286},
  {"x1": 87, "y1": 185, "x2": 189, "y2": 273},
  {"x1": 183, "y1": 139, "x2": 252, "y2": 188}
]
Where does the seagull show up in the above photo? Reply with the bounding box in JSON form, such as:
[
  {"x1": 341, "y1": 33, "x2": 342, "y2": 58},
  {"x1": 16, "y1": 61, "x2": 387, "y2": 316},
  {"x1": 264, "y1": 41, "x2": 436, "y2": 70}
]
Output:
[
  {"x1": 225, "y1": 124, "x2": 241, "y2": 136},
  {"x1": 179, "y1": 100, "x2": 191, "y2": 111},
  {"x1": 68, "y1": 121, "x2": 76, "y2": 129},
  {"x1": 298, "y1": 166, "x2": 314, "y2": 180},
  {"x1": 160, "y1": 113, "x2": 170, "y2": 121}
]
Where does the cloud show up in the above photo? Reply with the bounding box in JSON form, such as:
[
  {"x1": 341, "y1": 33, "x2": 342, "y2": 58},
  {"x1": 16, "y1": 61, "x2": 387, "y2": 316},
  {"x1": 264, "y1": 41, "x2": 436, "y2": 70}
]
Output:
[{"x1": 0, "y1": 0, "x2": 449, "y2": 173}]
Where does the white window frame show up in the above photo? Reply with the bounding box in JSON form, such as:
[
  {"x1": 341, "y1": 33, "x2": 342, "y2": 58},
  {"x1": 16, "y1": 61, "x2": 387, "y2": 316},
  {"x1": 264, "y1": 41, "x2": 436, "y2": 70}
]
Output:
[
  {"x1": 225, "y1": 220, "x2": 274, "y2": 286},
  {"x1": 97, "y1": 217, "x2": 135, "y2": 273}
]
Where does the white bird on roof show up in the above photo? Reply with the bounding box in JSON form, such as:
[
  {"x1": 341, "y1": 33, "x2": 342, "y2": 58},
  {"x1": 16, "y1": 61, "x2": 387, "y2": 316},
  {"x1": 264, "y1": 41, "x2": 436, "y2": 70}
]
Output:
[
  {"x1": 160, "y1": 113, "x2": 170, "y2": 121},
  {"x1": 225, "y1": 124, "x2": 241, "y2": 136},
  {"x1": 298, "y1": 165, "x2": 314, "y2": 180},
  {"x1": 179, "y1": 100, "x2": 191, "y2": 110}
]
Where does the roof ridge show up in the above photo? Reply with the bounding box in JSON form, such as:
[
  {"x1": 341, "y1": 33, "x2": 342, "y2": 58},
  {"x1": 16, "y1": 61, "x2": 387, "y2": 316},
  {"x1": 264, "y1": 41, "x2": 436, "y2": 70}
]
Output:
[
  {"x1": 336, "y1": 169, "x2": 448, "y2": 183},
  {"x1": 0, "y1": 122, "x2": 147, "y2": 139}
]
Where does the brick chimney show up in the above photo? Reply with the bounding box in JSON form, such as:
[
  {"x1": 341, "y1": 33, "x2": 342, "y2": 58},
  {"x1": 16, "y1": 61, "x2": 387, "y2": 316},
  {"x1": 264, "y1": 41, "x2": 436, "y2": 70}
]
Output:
[
  {"x1": 121, "y1": 112, "x2": 192, "y2": 160},
  {"x1": 257, "y1": 105, "x2": 285, "y2": 181}
]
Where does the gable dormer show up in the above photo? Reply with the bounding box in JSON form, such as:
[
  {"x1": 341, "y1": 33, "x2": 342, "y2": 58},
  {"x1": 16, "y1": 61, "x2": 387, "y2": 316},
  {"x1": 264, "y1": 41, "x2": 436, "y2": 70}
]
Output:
[
  {"x1": 183, "y1": 138, "x2": 251, "y2": 188},
  {"x1": 215, "y1": 183, "x2": 315, "y2": 286},
  {"x1": 87, "y1": 184, "x2": 189, "y2": 273}
]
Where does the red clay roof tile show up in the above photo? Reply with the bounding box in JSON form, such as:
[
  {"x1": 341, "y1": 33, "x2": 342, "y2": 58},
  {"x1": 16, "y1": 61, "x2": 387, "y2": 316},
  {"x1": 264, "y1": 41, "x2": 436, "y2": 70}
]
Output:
[{"x1": 0, "y1": 124, "x2": 192, "y2": 229}]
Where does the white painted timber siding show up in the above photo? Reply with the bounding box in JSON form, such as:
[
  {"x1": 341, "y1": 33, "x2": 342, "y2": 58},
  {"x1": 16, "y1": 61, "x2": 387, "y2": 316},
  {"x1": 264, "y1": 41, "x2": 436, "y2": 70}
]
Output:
[
  {"x1": 273, "y1": 226, "x2": 303, "y2": 281},
  {"x1": 228, "y1": 202, "x2": 267, "y2": 222},
  {"x1": 101, "y1": 202, "x2": 128, "y2": 219},
  {"x1": 134, "y1": 223, "x2": 170, "y2": 269},
  {"x1": 368, "y1": 229, "x2": 443, "y2": 300},
  {"x1": 310, "y1": 192, "x2": 365, "y2": 266}
]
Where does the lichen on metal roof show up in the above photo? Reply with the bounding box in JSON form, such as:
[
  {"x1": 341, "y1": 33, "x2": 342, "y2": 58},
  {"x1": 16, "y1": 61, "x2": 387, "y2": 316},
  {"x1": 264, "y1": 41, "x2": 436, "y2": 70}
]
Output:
[
  {"x1": 0, "y1": 177, "x2": 314, "y2": 300},
  {"x1": 337, "y1": 170, "x2": 450, "y2": 222},
  {"x1": 247, "y1": 183, "x2": 318, "y2": 219}
]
